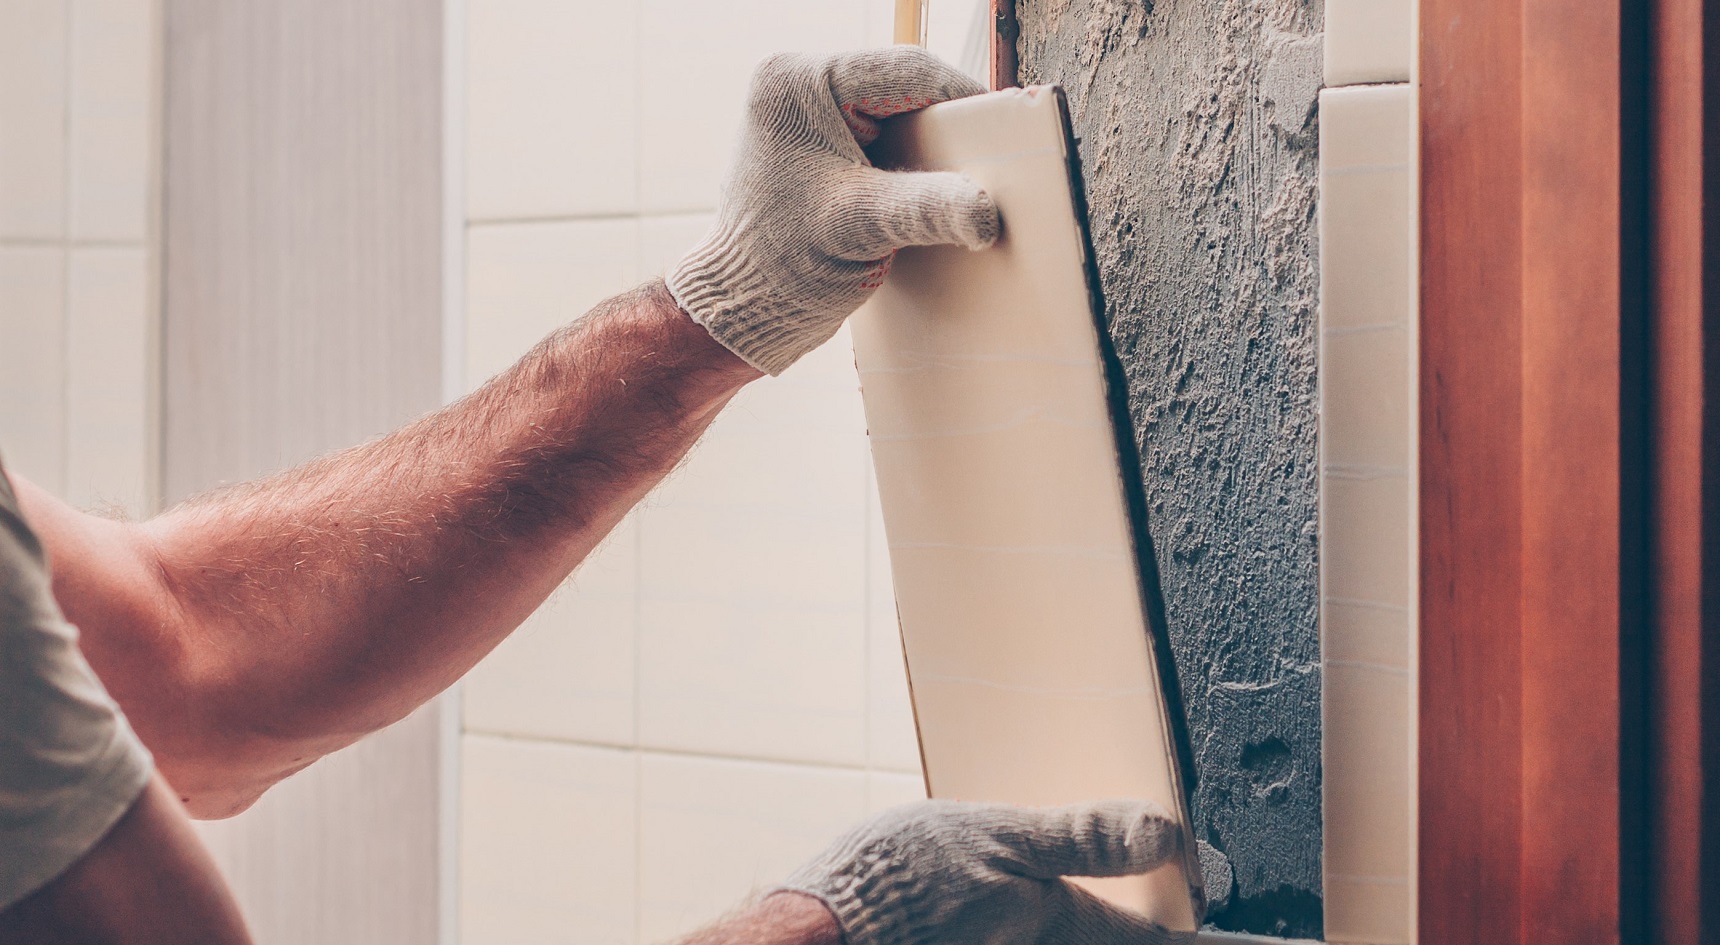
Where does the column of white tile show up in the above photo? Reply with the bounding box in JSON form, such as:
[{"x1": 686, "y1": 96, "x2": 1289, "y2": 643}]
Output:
[{"x1": 1318, "y1": 83, "x2": 1415, "y2": 945}]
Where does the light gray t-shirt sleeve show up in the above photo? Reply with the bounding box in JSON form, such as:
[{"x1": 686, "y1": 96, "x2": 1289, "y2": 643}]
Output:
[{"x1": 0, "y1": 462, "x2": 153, "y2": 911}]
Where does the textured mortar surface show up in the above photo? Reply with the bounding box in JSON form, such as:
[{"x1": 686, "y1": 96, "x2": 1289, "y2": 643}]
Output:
[{"x1": 1016, "y1": 0, "x2": 1324, "y2": 936}]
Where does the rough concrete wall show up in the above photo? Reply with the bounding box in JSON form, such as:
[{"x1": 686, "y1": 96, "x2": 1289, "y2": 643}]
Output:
[{"x1": 1016, "y1": 0, "x2": 1323, "y2": 936}]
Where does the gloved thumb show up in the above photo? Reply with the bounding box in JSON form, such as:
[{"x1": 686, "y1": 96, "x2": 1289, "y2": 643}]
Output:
[
  {"x1": 830, "y1": 166, "x2": 1000, "y2": 260},
  {"x1": 989, "y1": 799, "x2": 1183, "y2": 880}
]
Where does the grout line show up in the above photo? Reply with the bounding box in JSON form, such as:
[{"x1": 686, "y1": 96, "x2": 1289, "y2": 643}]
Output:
[
  {"x1": 462, "y1": 728, "x2": 911, "y2": 777},
  {"x1": 0, "y1": 237, "x2": 149, "y2": 249}
]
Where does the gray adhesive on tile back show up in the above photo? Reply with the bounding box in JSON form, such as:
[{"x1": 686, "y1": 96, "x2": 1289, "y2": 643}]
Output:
[{"x1": 1016, "y1": 0, "x2": 1323, "y2": 937}]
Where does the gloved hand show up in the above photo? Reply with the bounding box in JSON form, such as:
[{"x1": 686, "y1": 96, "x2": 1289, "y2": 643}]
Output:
[
  {"x1": 778, "y1": 799, "x2": 1195, "y2": 945},
  {"x1": 668, "y1": 47, "x2": 1001, "y2": 376}
]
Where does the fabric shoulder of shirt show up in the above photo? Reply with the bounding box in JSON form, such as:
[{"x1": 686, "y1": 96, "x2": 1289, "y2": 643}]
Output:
[{"x1": 0, "y1": 460, "x2": 153, "y2": 913}]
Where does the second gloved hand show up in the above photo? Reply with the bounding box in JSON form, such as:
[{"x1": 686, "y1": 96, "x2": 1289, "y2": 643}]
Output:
[
  {"x1": 778, "y1": 799, "x2": 1195, "y2": 945},
  {"x1": 668, "y1": 47, "x2": 1000, "y2": 376}
]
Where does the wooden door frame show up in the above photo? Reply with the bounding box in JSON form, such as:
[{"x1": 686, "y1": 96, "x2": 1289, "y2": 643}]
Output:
[{"x1": 1420, "y1": 0, "x2": 1718, "y2": 941}]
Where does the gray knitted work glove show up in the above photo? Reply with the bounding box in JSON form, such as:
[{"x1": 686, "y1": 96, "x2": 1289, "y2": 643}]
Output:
[
  {"x1": 779, "y1": 799, "x2": 1196, "y2": 945},
  {"x1": 668, "y1": 47, "x2": 1000, "y2": 376}
]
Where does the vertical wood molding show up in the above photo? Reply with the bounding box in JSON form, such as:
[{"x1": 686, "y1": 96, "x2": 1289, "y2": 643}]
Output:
[
  {"x1": 1417, "y1": 0, "x2": 1525, "y2": 939},
  {"x1": 1419, "y1": 0, "x2": 1651, "y2": 942},
  {"x1": 1651, "y1": 0, "x2": 1720, "y2": 940},
  {"x1": 160, "y1": 2, "x2": 444, "y2": 942}
]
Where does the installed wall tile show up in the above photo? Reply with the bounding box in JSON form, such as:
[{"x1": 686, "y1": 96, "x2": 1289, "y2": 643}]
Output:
[
  {"x1": 1318, "y1": 82, "x2": 1416, "y2": 945},
  {"x1": 0, "y1": 247, "x2": 67, "y2": 491},
  {"x1": 1322, "y1": 325, "x2": 1410, "y2": 471},
  {"x1": 636, "y1": 213, "x2": 714, "y2": 281},
  {"x1": 68, "y1": 0, "x2": 153, "y2": 242},
  {"x1": 638, "y1": 752, "x2": 867, "y2": 942},
  {"x1": 1325, "y1": 0, "x2": 1413, "y2": 87},
  {"x1": 464, "y1": 517, "x2": 639, "y2": 747},
  {"x1": 65, "y1": 247, "x2": 150, "y2": 514},
  {"x1": 464, "y1": 219, "x2": 640, "y2": 388},
  {"x1": 465, "y1": 0, "x2": 638, "y2": 222},
  {"x1": 1323, "y1": 663, "x2": 1412, "y2": 945},
  {"x1": 637, "y1": 362, "x2": 869, "y2": 765},
  {"x1": 637, "y1": 0, "x2": 867, "y2": 213},
  {"x1": 866, "y1": 770, "x2": 926, "y2": 813},
  {"x1": 461, "y1": 735, "x2": 637, "y2": 945},
  {"x1": 0, "y1": 0, "x2": 68, "y2": 239}
]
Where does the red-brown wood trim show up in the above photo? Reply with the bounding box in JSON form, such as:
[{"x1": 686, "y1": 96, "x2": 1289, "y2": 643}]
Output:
[
  {"x1": 990, "y1": 0, "x2": 1018, "y2": 90},
  {"x1": 1518, "y1": 1, "x2": 1625, "y2": 941},
  {"x1": 1421, "y1": 0, "x2": 1639, "y2": 942},
  {"x1": 1652, "y1": 0, "x2": 1720, "y2": 939},
  {"x1": 1418, "y1": 0, "x2": 1526, "y2": 939}
]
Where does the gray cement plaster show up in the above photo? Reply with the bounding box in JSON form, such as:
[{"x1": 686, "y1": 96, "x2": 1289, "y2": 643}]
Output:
[{"x1": 1016, "y1": 0, "x2": 1324, "y2": 936}]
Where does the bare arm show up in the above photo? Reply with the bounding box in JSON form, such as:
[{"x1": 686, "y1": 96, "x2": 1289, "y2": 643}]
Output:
[
  {"x1": 18, "y1": 281, "x2": 760, "y2": 816},
  {"x1": 0, "y1": 773, "x2": 253, "y2": 945},
  {"x1": 675, "y1": 894, "x2": 841, "y2": 945}
]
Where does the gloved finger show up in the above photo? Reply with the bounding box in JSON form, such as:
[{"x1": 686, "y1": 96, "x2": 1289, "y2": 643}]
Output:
[
  {"x1": 825, "y1": 47, "x2": 987, "y2": 143},
  {"x1": 828, "y1": 166, "x2": 1000, "y2": 260},
  {"x1": 988, "y1": 800, "x2": 1184, "y2": 880},
  {"x1": 1051, "y1": 885, "x2": 1195, "y2": 945}
]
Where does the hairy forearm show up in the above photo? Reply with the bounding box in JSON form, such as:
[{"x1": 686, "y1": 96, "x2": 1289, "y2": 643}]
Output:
[
  {"x1": 25, "y1": 281, "x2": 759, "y2": 815},
  {"x1": 676, "y1": 894, "x2": 842, "y2": 945}
]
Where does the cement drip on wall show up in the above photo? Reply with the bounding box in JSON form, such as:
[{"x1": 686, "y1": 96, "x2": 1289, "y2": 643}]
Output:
[{"x1": 1017, "y1": 0, "x2": 1323, "y2": 936}]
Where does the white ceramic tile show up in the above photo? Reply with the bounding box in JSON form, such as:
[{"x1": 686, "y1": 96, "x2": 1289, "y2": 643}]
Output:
[
  {"x1": 861, "y1": 0, "x2": 895, "y2": 48},
  {"x1": 636, "y1": 365, "x2": 869, "y2": 765},
  {"x1": 867, "y1": 471, "x2": 922, "y2": 773},
  {"x1": 1321, "y1": 325, "x2": 1410, "y2": 471},
  {"x1": 636, "y1": 213, "x2": 714, "y2": 280},
  {"x1": 1320, "y1": 85, "x2": 1414, "y2": 170},
  {"x1": 1319, "y1": 86, "x2": 1413, "y2": 333},
  {"x1": 637, "y1": 0, "x2": 867, "y2": 213},
  {"x1": 0, "y1": 0, "x2": 68, "y2": 239},
  {"x1": 464, "y1": 517, "x2": 639, "y2": 746},
  {"x1": 460, "y1": 735, "x2": 637, "y2": 945},
  {"x1": 1322, "y1": 661, "x2": 1412, "y2": 944},
  {"x1": 866, "y1": 770, "x2": 926, "y2": 813},
  {"x1": 465, "y1": 0, "x2": 638, "y2": 222},
  {"x1": 1324, "y1": 0, "x2": 1413, "y2": 87},
  {"x1": 68, "y1": 0, "x2": 153, "y2": 242},
  {"x1": 922, "y1": 0, "x2": 990, "y2": 83},
  {"x1": 464, "y1": 219, "x2": 640, "y2": 388},
  {"x1": 638, "y1": 752, "x2": 867, "y2": 942},
  {"x1": 1321, "y1": 472, "x2": 1411, "y2": 608},
  {"x1": 0, "y1": 246, "x2": 67, "y2": 491},
  {"x1": 65, "y1": 247, "x2": 150, "y2": 514},
  {"x1": 1323, "y1": 598, "x2": 1411, "y2": 673}
]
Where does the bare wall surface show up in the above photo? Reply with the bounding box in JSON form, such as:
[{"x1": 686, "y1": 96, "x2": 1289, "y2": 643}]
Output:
[
  {"x1": 1017, "y1": 0, "x2": 1323, "y2": 936},
  {"x1": 162, "y1": 1, "x2": 444, "y2": 942}
]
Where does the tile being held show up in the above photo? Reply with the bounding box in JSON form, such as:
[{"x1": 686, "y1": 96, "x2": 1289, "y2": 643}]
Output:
[
  {"x1": 0, "y1": 0, "x2": 68, "y2": 239},
  {"x1": 65, "y1": 247, "x2": 150, "y2": 515},
  {"x1": 460, "y1": 735, "x2": 637, "y2": 945},
  {"x1": 0, "y1": 247, "x2": 67, "y2": 491},
  {"x1": 464, "y1": 219, "x2": 640, "y2": 389},
  {"x1": 68, "y1": 0, "x2": 154, "y2": 242},
  {"x1": 463, "y1": 516, "x2": 639, "y2": 746},
  {"x1": 465, "y1": 0, "x2": 639, "y2": 222},
  {"x1": 638, "y1": 752, "x2": 867, "y2": 943}
]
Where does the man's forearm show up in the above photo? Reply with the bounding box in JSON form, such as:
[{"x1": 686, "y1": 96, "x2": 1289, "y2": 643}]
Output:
[
  {"x1": 21, "y1": 281, "x2": 760, "y2": 816},
  {"x1": 676, "y1": 894, "x2": 842, "y2": 945}
]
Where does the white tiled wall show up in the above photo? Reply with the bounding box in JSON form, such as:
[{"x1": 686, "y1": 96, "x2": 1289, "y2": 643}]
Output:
[
  {"x1": 1318, "y1": 73, "x2": 1417, "y2": 945},
  {"x1": 0, "y1": 0, "x2": 157, "y2": 516},
  {"x1": 452, "y1": 3, "x2": 996, "y2": 942}
]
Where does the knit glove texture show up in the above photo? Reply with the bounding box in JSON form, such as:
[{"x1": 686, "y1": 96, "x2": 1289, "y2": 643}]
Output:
[
  {"x1": 780, "y1": 799, "x2": 1196, "y2": 945},
  {"x1": 668, "y1": 47, "x2": 1000, "y2": 376}
]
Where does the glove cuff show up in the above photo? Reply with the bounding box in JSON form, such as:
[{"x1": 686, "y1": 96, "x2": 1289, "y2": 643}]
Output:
[
  {"x1": 777, "y1": 838, "x2": 938, "y2": 945},
  {"x1": 668, "y1": 231, "x2": 846, "y2": 377}
]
